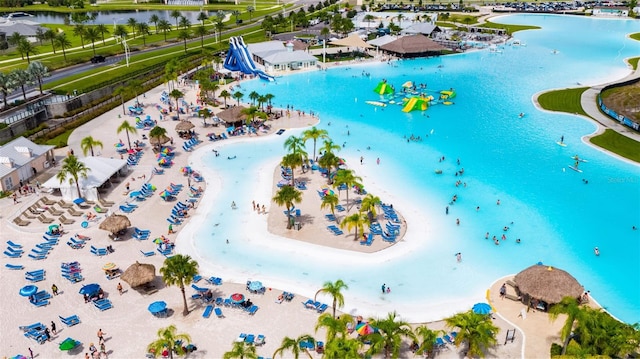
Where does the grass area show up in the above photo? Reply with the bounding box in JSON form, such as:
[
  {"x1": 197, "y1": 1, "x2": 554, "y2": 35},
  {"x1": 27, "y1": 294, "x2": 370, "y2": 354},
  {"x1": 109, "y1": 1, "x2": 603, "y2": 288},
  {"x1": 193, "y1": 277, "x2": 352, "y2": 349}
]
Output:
[
  {"x1": 630, "y1": 33, "x2": 640, "y2": 41},
  {"x1": 0, "y1": 0, "x2": 282, "y2": 13},
  {"x1": 628, "y1": 57, "x2": 639, "y2": 70},
  {"x1": 590, "y1": 129, "x2": 640, "y2": 163},
  {"x1": 44, "y1": 129, "x2": 72, "y2": 148},
  {"x1": 537, "y1": 87, "x2": 589, "y2": 118},
  {"x1": 481, "y1": 21, "x2": 540, "y2": 34}
]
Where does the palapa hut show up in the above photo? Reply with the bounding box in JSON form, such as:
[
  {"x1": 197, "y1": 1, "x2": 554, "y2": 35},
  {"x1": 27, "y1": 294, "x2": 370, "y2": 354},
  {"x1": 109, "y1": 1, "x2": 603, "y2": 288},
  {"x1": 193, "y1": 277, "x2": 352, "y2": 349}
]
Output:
[
  {"x1": 175, "y1": 121, "x2": 195, "y2": 132},
  {"x1": 121, "y1": 261, "x2": 156, "y2": 288},
  {"x1": 216, "y1": 106, "x2": 248, "y2": 128},
  {"x1": 513, "y1": 264, "x2": 584, "y2": 311},
  {"x1": 99, "y1": 214, "x2": 131, "y2": 234},
  {"x1": 380, "y1": 34, "x2": 447, "y2": 58},
  {"x1": 149, "y1": 135, "x2": 170, "y2": 147}
]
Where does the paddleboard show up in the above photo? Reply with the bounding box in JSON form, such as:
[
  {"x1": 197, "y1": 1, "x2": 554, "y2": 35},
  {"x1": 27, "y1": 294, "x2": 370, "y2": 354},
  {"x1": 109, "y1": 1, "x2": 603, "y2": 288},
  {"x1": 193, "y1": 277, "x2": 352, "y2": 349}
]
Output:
[
  {"x1": 568, "y1": 165, "x2": 582, "y2": 173},
  {"x1": 571, "y1": 157, "x2": 588, "y2": 163},
  {"x1": 365, "y1": 101, "x2": 387, "y2": 107},
  {"x1": 556, "y1": 141, "x2": 567, "y2": 147},
  {"x1": 443, "y1": 101, "x2": 453, "y2": 105}
]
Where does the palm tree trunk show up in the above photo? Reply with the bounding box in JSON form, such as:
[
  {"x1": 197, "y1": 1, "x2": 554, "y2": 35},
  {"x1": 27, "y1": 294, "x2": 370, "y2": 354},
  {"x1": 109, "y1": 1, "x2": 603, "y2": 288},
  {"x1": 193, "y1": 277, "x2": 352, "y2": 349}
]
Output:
[
  {"x1": 125, "y1": 130, "x2": 131, "y2": 149},
  {"x1": 75, "y1": 178, "x2": 81, "y2": 199},
  {"x1": 181, "y1": 286, "x2": 189, "y2": 315},
  {"x1": 21, "y1": 85, "x2": 27, "y2": 101},
  {"x1": 91, "y1": 146, "x2": 94, "y2": 156},
  {"x1": 38, "y1": 79, "x2": 43, "y2": 94}
]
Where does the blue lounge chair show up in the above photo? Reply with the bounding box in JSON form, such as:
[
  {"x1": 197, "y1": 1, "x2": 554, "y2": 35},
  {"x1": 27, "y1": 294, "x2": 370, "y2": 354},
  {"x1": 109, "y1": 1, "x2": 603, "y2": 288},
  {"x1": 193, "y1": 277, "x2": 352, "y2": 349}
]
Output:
[
  {"x1": 317, "y1": 303, "x2": 328, "y2": 313},
  {"x1": 255, "y1": 334, "x2": 265, "y2": 346},
  {"x1": 5, "y1": 263, "x2": 24, "y2": 270},
  {"x1": 303, "y1": 299, "x2": 315, "y2": 308},
  {"x1": 435, "y1": 337, "x2": 446, "y2": 349},
  {"x1": 215, "y1": 307, "x2": 224, "y2": 318},
  {"x1": 28, "y1": 253, "x2": 47, "y2": 260},
  {"x1": 325, "y1": 213, "x2": 336, "y2": 221},
  {"x1": 59, "y1": 315, "x2": 81, "y2": 326},
  {"x1": 245, "y1": 334, "x2": 255, "y2": 344},
  {"x1": 191, "y1": 293, "x2": 202, "y2": 300},
  {"x1": 191, "y1": 284, "x2": 208, "y2": 292},
  {"x1": 4, "y1": 250, "x2": 22, "y2": 258},
  {"x1": 203, "y1": 305, "x2": 213, "y2": 318},
  {"x1": 192, "y1": 274, "x2": 202, "y2": 283},
  {"x1": 335, "y1": 204, "x2": 345, "y2": 212},
  {"x1": 7, "y1": 240, "x2": 22, "y2": 248},
  {"x1": 444, "y1": 334, "x2": 454, "y2": 344},
  {"x1": 140, "y1": 250, "x2": 155, "y2": 257},
  {"x1": 94, "y1": 299, "x2": 113, "y2": 311},
  {"x1": 248, "y1": 305, "x2": 259, "y2": 315}
]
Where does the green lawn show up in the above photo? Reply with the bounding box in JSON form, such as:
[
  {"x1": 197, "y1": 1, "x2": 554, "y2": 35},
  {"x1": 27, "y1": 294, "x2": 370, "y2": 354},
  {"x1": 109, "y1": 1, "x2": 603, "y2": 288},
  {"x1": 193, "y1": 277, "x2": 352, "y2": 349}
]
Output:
[
  {"x1": 481, "y1": 21, "x2": 540, "y2": 34},
  {"x1": 630, "y1": 33, "x2": 640, "y2": 41},
  {"x1": 628, "y1": 57, "x2": 639, "y2": 70},
  {"x1": 537, "y1": 87, "x2": 589, "y2": 118},
  {"x1": 589, "y1": 129, "x2": 640, "y2": 163}
]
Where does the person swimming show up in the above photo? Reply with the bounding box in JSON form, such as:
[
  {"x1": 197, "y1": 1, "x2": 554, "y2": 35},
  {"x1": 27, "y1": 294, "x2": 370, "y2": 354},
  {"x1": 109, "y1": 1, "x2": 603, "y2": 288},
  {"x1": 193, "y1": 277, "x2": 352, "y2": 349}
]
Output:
[{"x1": 594, "y1": 247, "x2": 600, "y2": 256}]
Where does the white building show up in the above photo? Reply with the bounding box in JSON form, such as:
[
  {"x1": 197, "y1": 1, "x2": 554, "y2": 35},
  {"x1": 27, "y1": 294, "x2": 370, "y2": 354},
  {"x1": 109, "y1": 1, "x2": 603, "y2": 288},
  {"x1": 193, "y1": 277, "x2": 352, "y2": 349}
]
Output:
[
  {"x1": 592, "y1": 6, "x2": 629, "y2": 17},
  {"x1": 352, "y1": 11, "x2": 438, "y2": 33},
  {"x1": 248, "y1": 41, "x2": 318, "y2": 72},
  {"x1": 0, "y1": 137, "x2": 55, "y2": 191}
]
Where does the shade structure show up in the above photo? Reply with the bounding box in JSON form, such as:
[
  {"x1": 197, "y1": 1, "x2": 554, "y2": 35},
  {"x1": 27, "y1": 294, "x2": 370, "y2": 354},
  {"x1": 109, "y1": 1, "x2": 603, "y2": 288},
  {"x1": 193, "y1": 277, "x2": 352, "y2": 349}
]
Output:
[
  {"x1": 102, "y1": 262, "x2": 117, "y2": 271},
  {"x1": 149, "y1": 135, "x2": 170, "y2": 146},
  {"x1": 230, "y1": 293, "x2": 245, "y2": 304},
  {"x1": 99, "y1": 214, "x2": 131, "y2": 234},
  {"x1": 175, "y1": 121, "x2": 195, "y2": 132},
  {"x1": 148, "y1": 301, "x2": 167, "y2": 314},
  {"x1": 114, "y1": 142, "x2": 124, "y2": 148},
  {"x1": 216, "y1": 106, "x2": 248, "y2": 126},
  {"x1": 121, "y1": 261, "x2": 156, "y2": 288},
  {"x1": 472, "y1": 302, "x2": 492, "y2": 315},
  {"x1": 355, "y1": 322, "x2": 377, "y2": 336},
  {"x1": 514, "y1": 264, "x2": 584, "y2": 304},
  {"x1": 48, "y1": 224, "x2": 59, "y2": 231},
  {"x1": 79, "y1": 283, "x2": 101, "y2": 296},
  {"x1": 380, "y1": 34, "x2": 447, "y2": 57},
  {"x1": 19, "y1": 285, "x2": 38, "y2": 297},
  {"x1": 59, "y1": 337, "x2": 80, "y2": 351},
  {"x1": 248, "y1": 281, "x2": 263, "y2": 291}
]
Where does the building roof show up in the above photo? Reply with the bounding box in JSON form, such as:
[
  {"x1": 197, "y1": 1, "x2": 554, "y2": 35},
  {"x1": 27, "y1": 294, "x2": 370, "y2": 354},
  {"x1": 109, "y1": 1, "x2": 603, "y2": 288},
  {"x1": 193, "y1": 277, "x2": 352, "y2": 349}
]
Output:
[
  {"x1": 380, "y1": 34, "x2": 447, "y2": 54},
  {"x1": 367, "y1": 34, "x2": 398, "y2": 47},
  {"x1": 402, "y1": 23, "x2": 440, "y2": 35},
  {"x1": 330, "y1": 33, "x2": 373, "y2": 49},
  {"x1": 0, "y1": 21, "x2": 46, "y2": 37},
  {"x1": 248, "y1": 41, "x2": 285, "y2": 57},
  {"x1": 0, "y1": 137, "x2": 54, "y2": 178},
  {"x1": 262, "y1": 50, "x2": 317, "y2": 65}
]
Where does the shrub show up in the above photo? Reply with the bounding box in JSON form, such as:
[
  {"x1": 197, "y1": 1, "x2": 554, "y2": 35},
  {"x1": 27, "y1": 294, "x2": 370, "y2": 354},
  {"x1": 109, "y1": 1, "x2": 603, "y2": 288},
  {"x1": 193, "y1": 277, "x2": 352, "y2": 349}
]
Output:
[{"x1": 550, "y1": 343, "x2": 562, "y2": 357}]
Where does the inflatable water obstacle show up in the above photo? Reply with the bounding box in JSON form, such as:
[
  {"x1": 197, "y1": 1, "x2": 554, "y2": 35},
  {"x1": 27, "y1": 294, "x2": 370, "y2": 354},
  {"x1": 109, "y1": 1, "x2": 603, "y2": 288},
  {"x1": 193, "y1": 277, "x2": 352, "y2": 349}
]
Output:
[
  {"x1": 374, "y1": 81, "x2": 394, "y2": 95},
  {"x1": 402, "y1": 95, "x2": 432, "y2": 112},
  {"x1": 368, "y1": 80, "x2": 457, "y2": 112}
]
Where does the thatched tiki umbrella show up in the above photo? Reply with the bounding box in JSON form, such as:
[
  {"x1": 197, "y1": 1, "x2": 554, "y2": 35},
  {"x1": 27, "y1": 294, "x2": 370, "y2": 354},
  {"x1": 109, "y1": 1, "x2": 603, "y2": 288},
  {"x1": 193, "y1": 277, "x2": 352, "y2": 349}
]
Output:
[
  {"x1": 514, "y1": 264, "x2": 584, "y2": 308},
  {"x1": 149, "y1": 135, "x2": 170, "y2": 146},
  {"x1": 99, "y1": 214, "x2": 131, "y2": 234},
  {"x1": 121, "y1": 261, "x2": 156, "y2": 288},
  {"x1": 175, "y1": 121, "x2": 195, "y2": 132}
]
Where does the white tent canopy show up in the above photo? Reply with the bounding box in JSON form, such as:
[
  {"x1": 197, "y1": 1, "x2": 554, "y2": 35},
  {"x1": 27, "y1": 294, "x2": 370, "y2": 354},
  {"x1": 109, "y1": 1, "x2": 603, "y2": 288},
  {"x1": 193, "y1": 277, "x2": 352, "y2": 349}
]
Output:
[{"x1": 43, "y1": 157, "x2": 128, "y2": 201}]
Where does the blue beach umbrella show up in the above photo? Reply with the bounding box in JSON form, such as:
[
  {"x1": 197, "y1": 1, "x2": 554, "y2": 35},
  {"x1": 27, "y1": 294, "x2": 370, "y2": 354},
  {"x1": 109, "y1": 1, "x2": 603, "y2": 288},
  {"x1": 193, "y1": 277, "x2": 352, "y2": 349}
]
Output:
[
  {"x1": 472, "y1": 302, "x2": 492, "y2": 315},
  {"x1": 73, "y1": 198, "x2": 86, "y2": 205},
  {"x1": 148, "y1": 301, "x2": 167, "y2": 314},
  {"x1": 79, "y1": 283, "x2": 101, "y2": 296},
  {"x1": 19, "y1": 285, "x2": 38, "y2": 297}
]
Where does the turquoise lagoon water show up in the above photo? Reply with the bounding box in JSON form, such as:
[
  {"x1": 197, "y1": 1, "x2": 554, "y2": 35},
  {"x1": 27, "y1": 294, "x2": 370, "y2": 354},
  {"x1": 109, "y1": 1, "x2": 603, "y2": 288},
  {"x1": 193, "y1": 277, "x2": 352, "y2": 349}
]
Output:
[{"x1": 183, "y1": 14, "x2": 640, "y2": 323}]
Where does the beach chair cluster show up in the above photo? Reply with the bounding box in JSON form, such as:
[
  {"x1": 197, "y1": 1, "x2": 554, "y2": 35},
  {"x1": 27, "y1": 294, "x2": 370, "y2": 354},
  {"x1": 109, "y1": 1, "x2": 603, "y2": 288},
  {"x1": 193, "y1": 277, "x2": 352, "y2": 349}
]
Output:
[
  {"x1": 59, "y1": 314, "x2": 81, "y2": 327},
  {"x1": 236, "y1": 333, "x2": 266, "y2": 346},
  {"x1": 4, "y1": 240, "x2": 23, "y2": 258},
  {"x1": 189, "y1": 186, "x2": 203, "y2": 198},
  {"x1": 299, "y1": 338, "x2": 316, "y2": 351},
  {"x1": 20, "y1": 322, "x2": 49, "y2": 344},
  {"x1": 275, "y1": 291, "x2": 295, "y2": 304},
  {"x1": 326, "y1": 225, "x2": 344, "y2": 236},
  {"x1": 295, "y1": 181, "x2": 307, "y2": 190},
  {"x1": 127, "y1": 149, "x2": 144, "y2": 166},
  {"x1": 28, "y1": 235, "x2": 59, "y2": 260},
  {"x1": 30, "y1": 289, "x2": 52, "y2": 307},
  {"x1": 135, "y1": 115, "x2": 156, "y2": 129},
  {"x1": 94, "y1": 298, "x2": 113, "y2": 311},
  {"x1": 90, "y1": 245, "x2": 109, "y2": 257},
  {"x1": 182, "y1": 137, "x2": 201, "y2": 152},
  {"x1": 119, "y1": 202, "x2": 138, "y2": 213},
  {"x1": 360, "y1": 232, "x2": 375, "y2": 246},
  {"x1": 161, "y1": 184, "x2": 183, "y2": 202},
  {"x1": 61, "y1": 261, "x2": 83, "y2": 283},
  {"x1": 26, "y1": 269, "x2": 45, "y2": 282},
  {"x1": 129, "y1": 183, "x2": 156, "y2": 202},
  {"x1": 382, "y1": 204, "x2": 400, "y2": 222},
  {"x1": 206, "y1": 276, "x2": 223, "y2": 285},
  {"x1": 133, "y1": 227, "x2": 151, "y2": 240},
  {"x1": 208, "y1": 132, "x2": 228, "y2": 141},
  {"x1": 152, "y1": 167, "x2": 164, "y2": 175},
  {"x1": 302, "y1": 299, "x2": 328, "y2": 313},
  {"x1": 129, "y1": 106, "x2": 144, "y2": 116},
  {"x1": 382, "y1": 222, "x2": 401, "y2": 243},
  {"x1": 325, "y1": 213, "x2": 336, "y2": 222},
  {"x1": 67, "y1": 235, "x2": 87, "y2": 249},
  {"x1": 434, "y1": 332, "x2": 457, "y2": 350},
  {"x1": 167, "y1": 199, "x2": 187, "y2": 224}
]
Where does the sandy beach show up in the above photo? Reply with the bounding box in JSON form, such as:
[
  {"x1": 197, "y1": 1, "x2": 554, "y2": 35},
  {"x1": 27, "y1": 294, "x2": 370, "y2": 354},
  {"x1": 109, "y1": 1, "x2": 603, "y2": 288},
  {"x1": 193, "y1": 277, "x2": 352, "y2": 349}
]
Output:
[{"x1": 0, "y1": 68, "x2": 570, "y2": 358}]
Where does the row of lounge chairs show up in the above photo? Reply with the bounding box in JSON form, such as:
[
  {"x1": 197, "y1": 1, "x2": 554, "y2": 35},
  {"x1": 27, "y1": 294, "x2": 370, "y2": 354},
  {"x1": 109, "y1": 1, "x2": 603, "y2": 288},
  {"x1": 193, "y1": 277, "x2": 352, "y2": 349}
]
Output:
[
  {"x1": 26, "y1": 269, "x2": 45, "y2": 282},
  {"x1": 94, "y1": 298, "x2": 113, "y2": 311},
  {"x1": 20, "y1": 322, "x2": 49, "y2": 344},
  {"x1": 236, "y1": 333, "x2": 265, "y2": 346},
  {"x1": 129, "y1": 183, "x2": 156, "y2": 202},
  {"x1": 59, "y1": 314, "x2": 81, "y2": 327},
  {"x1": 208, "y1": 132, "x2": 228, "y2": 141},
  {"x1": 327, "y1": 225, "x2": 344, "y2": 236},
  {"x1": 127, "y1": 150, "x2": 144, "y2": 166},
  {"x1": 4, "y1": 240, "x2": 24, "y2": 258},
  {"x1": 119, "y1": 202, "x2": 138, "y2": 213},
  {"x1": 202, "y1": 305, "x2": 224, "y2": 318},
  {"x1": 61, "y1": 261, "x2": 83, "y2": 283},
  {"x1": 434, "y1": 332, "x2": 458, "y2": 349},
  {"x1": 303, "y1": 299, "x2": 328, "y2": 313},
  {"x1": 67, "y1": 236, "x2": 88, "y2": 250},
  {"x1": 29, "y1": 289, "x2": 52, "y2": 307},
  {"x1": 182, "y1": 137, "x2": 201, "y2": 151},
  {"x1": 26, "y1": 235, "x2": 59, "y2": 261},
  {"x1": 91, "y1": 245, "x2": 109, "y2": 257},
  {"x1": 133, "y1": 227, "x2": 151, "y2": 240}
]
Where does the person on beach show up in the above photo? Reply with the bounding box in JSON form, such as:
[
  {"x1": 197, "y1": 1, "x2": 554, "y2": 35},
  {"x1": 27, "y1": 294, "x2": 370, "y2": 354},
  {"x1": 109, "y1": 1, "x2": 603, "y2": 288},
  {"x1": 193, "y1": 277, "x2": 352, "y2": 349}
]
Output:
[
  {"x1": 51, "y1": 321, "x2": 56, "y2": 334},
  {"x1": 168, "y1": 224, "x2": 174, "y2": 234},
  {"x1": 97, "y1": 329, "x2": 105, "y2": 344},
  {"x1": 117, "y1": 283, "x2": 123, "y2": 295},
  {"x1": 52, "y1": 284, "x2": 58, "y2": 295},
  {"x1": 500, "y1": 283, "x2": 507, "y2": 299},
  {"x1": 456, "y1": 253, "x2": 462, "y2": 262},
  {"x1": 261, "y1": 205, "x2": 266, "y2": 213},
  {"x1": 381, "y1": 283, "x2": 386, "y2": 294}
]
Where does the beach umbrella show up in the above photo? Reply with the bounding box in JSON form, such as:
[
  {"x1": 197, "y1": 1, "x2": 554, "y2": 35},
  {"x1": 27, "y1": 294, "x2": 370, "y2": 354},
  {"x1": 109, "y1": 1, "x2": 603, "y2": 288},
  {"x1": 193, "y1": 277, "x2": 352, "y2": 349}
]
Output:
[
  {"x1": 102, "y1": 262, "x2": 117, "y2": 271},
  {"x1": 48, "y1": 224, "x2": 59, "y2": 231},
  {"x1": 181, "y1": 166, "x2": 191, "y2": 174},
  {"x1": 19, "y1": 285, "x2": 38, "y2": 297},
  {"x1": 230, "y1": 293, "x2": 245, "y2": 304},
  {"x1": 248, "y1": 281, "x2": 263, "y2": 291},
  {"x1": 79, "y1": 283, "x2": 101, "y2": 296},
  {"x1": 402, "y1": 81, "x2": 413, "y2": 88},
  {"x1": 114, "y1": 142, "x2": 124, "y2": 148},
  {"x1": 121, "y1": 261, "x2": 156, "y2": 288},
  {"x1": 159, "y1": 190, "x2": 171, "y2": 198},
  {"x1": 73, "y1": 198, "x2": 86, "y2": 205},
  {"x1": 153, "y1": 237, "x2": 164, "y2": 244},
  {"x1": 472, "y1": 302, "x2": 492, "y2": 315},
  {"x1": 322, "y1": 188, "x2": 335, "y2": 196},
  {"x1": 59, "y1": 338, "x2": 79, "y2": 351},
  {"x1": 10, "y1": 355, "x2": 27, "y2": 359},
  {"x1": 158, "y1": 158, "x2": 167, "y2": 164},
  {"x1": 148, "y1": 301, "x2": 167, "y2": 314},
  {"x1": 127, "y1": 149, "x2": 136, "y2": 155},
  {"x1": 175, "y1": 121, "x2": 195, "y2": 132},
  {"x1": 99, "y1": 214, "x2": 131, "y2": 234},
  {"x1": 162, "y1": 147, "x2": 171, "y2": 154},
  {"x1": 355, "y1": 322, "x2": 377, "y2": 336}
]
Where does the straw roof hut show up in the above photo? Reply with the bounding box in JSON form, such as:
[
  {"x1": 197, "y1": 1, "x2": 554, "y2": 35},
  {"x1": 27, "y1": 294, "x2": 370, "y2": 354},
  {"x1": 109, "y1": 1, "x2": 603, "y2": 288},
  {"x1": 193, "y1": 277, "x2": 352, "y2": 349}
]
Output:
[
  {"x1": 99, "y1": 214, "x2": 131, "y2": 234},
  {"x1": 121, "y1": 261, "x2": 156, "y2": 288},
  {"x1": 149, "y1": 135, "x2": 170, "y2": 146},
  {"x1": 216, "y1": 106, "x2": 247, "y2": 127},
  {"x1": 514, "y1": 264, "x2": 584, "y2": 304},
  {"x1": 175, "y1": 121, "x2": 195, "y2": 132},
  {"x1": 380, "y1": 34, "x2": 447, "y2": 58}
]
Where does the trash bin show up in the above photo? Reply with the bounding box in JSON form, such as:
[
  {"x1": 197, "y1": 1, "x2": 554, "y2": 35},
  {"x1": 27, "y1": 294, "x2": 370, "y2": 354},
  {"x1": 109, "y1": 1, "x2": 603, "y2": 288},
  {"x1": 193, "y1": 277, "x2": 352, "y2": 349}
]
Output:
[{"x1": 294, "y1": 222, "x2": 301, "y2": 231}]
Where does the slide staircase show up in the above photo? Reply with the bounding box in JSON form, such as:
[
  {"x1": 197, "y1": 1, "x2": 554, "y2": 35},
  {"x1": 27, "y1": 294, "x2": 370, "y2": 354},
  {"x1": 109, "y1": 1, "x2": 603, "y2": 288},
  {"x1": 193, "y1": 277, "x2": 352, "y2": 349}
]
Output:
[{"x1": 223, "y1": 37, "x2": 275, "y2": 82}]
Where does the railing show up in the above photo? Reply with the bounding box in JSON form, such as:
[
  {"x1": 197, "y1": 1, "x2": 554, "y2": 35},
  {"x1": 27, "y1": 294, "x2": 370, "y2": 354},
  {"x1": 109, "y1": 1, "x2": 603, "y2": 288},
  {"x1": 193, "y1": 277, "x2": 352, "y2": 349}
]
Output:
[{"x1": 597, "y1": 76, "x2": 640, "y2": 131}]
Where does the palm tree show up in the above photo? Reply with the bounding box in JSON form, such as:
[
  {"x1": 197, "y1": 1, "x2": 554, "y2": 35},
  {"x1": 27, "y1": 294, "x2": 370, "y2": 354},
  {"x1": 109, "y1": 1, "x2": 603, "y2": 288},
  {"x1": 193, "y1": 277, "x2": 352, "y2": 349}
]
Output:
[
  {"x1": 7, "y1": 32, "x2": 25, "y2": 47},
  {"x1": 73, "y1": 24, "x2": 86, "y2": 48},
  {"x1": 215, "y1": 20, "x2": 225, "y2": 42},
  {"x1": 17, "y1": 39, "x2": 37, "y2": 63},
  {"x1": 233, "y1": 91, "x2": 244, "y2": 105},
  {"x1": 396, "y1": 13, "x2": 405, "y2": 27},
  {"x1": 149, "y1": 14, "x2": 160, "y2": 34},
  {"x1": 160, "y1": 254, "x2": 199, "y2": 316},
  {"x1": 264, "y1": 93, "x2": 275, "y2": 108},
  {"x1": 43, "y1": 29, "x2": 57, "y2": 53},
  {"x1": 414, "y1": 325, "x2": 439, "y2": 357},
  {"x1": 114, "y1": 86, "x2": 132, "y2": 115},
  {"x1": 360, "y1": 193, "x2": 381, "y2": 222},
  {"x1": 549, "y1": 296, "x2": 586, "y2": 355},
  {"x1": 340, "y1": 212, "x2": 369, "y2": 241},
  {"x1": 127, "y1": 17, "x2": 138, "y2": 38},
  {"x1": 55, "y1": 32, "x2": 72, "y2": 61},
  {"x1": 241, "y1": 106, "x2": 261, "y2": 124},
  {"x1": 314, "y1": 279, "x2": 348, "y2": 318},
  {"x1": 302, "y1": 126, "x2": 329, "y2": 162},
  {"x1": 321, "y1": 193, "x2": 339, "y2": 223},
  {"x1": 136, "y1": 22, "x2": 150, "y2": 46},
  {"x1": 197, "y1": 12, "x2": 208, "y2": 27},
  {"x1": 366, "y1": 312, "x2": 416, "y2": 359},
  {"x1": 127, "y1": 79, "x2": 144, "y2": 103},
  {"x1": 84, "y1": 27, "x2": 101, "y2": 55},
  {"x1": 247, "y1": 5, "x2": 255, "y2": 20},
  {"x1": 445, "y1": 310, "x2": 499, "y2": 358},
  {"x1": 272, "y1": 185, "x2": 302, "y2": 229},
  {"x1": 158, "y1": 19, "x2": 172, "y2": 41},
  {"x1": 333, "y1": 169, "x2": 362, "y2": 211},
  {"x1": 10, "y1": 69, "x2": 31, "y2": 101},
  {"x1": 179, "y1": 16, "x2": 192, "y2": 30},
  {"x1": 320, "y1": 139, "x2": 341, "y2": 156},
  {"x1": 318, "y1": 152, "x2": 340, "y2": 185},
  {"x1": 113, "y1": 24, "x2": 128, "y2": 40},
  {"x1": 273, "y1": 334, "x2": 315, "y2": 358},
  {"x1": 248, "y1": 90, "x2": 260, "y2": 105},
  {"x1": 324, "y1": 336, "x2": 361, "y2": 359},
  {"x1": 147, "y1": 325, "x2": 192, "y2": 359},
  {"x1": 27, "y1": 61, "x2": 49, "y2": 95},
  {"x1": 0, "y1": 72, "x2": 14, "y2": 109},
  {"x1": 219, "y1": 90, "x2": 231, "y2": 108},
  {"x1": 364, "y1": 14, "x2": 375, "y2": 34},
  {"x1": 223, "y1": 341, "x2": 257, "y2": 359},
  {"x1": 117, "y1": 120, "x2": 138, "y2": 149},
  {"x1": 177, "y1": 29, "x2": 191, "y2": 53},
  {"x1": 315, "y1": 312, "x2": 354, "y2": 341},
  {"x1": 95, "y1": 23, "x2": 110, "y2": 45},
  {"x1": 169, "y1": 89, "x2": 184, "y2": 118},
  {"x1": 56, "y1": 155, "x2": 90, "y2": 199},
  {"x1": 80, "y1": 136, "x2": 104, "y2": 156},
  {"x1": 194, "y1": 26, "x2": 208, "y2": 48},
  {"x1": 170, "y1": 10, "x2": 182, "y2": 29},
  {"x1": 149, "y1": 126, "x2": 168, "y2": 148}
]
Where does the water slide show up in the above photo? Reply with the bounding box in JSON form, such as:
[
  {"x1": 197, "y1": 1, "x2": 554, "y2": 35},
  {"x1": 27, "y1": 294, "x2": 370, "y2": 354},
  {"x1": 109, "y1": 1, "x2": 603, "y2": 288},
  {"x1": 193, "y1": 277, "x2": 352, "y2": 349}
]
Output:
[
  {"x1": 402, "y1": 97, "x2": 428, "y2": 112},
  {"x1": 223, "y1": 37, "x2": 275, "y2": 82}
]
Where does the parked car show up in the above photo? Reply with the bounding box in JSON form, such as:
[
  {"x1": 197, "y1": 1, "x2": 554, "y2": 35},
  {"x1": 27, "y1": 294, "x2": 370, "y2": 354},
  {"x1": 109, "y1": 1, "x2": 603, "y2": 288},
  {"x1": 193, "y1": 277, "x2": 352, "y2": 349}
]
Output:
[{"x1": 90, "y1": 55, "x2": 106, "y2": 63}]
